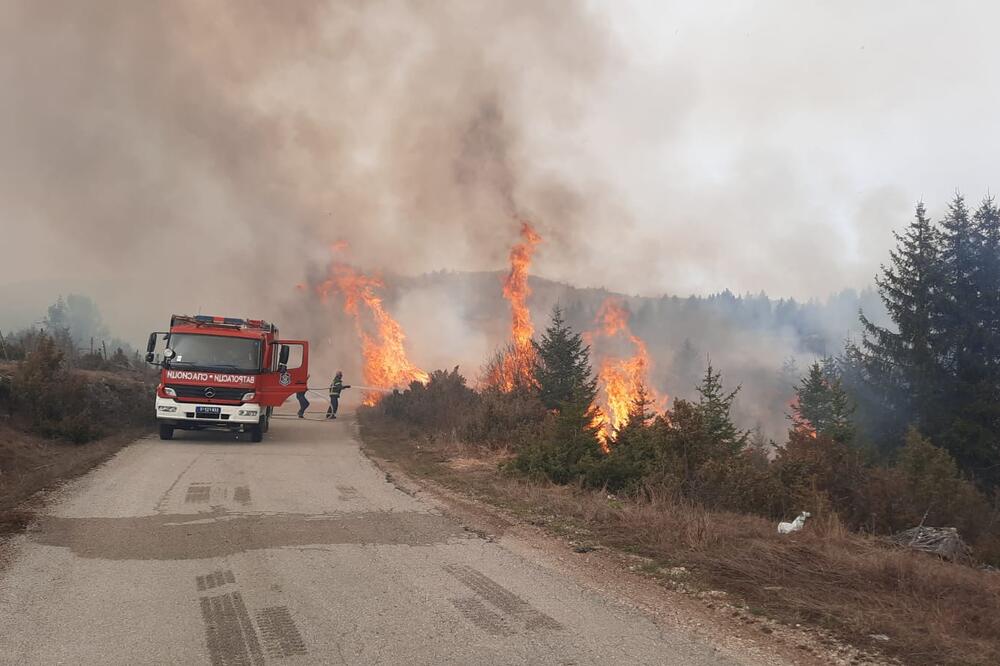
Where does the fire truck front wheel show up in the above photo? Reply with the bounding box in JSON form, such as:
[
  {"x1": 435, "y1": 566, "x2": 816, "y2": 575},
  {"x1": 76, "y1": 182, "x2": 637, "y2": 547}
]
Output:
[
  {"x1": 248, "y1": 424, "x2": 264, "y2": 443},
  {"x1": 159, "y1": 424, "x2": 175, "y2": 440}
]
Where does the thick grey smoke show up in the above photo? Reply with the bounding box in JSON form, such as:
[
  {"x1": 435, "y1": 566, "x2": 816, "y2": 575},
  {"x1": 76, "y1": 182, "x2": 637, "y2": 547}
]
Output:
[
  {"x1": 0, "y1": 2, "x2": 991, "y2": 423},
  {"x1": 0, "y1": 0, "x2": 614, "y2": 344}
]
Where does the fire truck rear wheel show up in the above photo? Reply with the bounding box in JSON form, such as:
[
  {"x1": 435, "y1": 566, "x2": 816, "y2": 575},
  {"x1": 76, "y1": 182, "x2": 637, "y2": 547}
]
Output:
[{"x1": 159, "y1": 424, "x2": 175, "y2": 440}]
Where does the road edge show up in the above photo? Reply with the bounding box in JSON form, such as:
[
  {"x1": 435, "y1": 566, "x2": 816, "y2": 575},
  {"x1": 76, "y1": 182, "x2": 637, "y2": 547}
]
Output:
[{"x1": 350, "y1": 415, "x2": 885, "y2": 666}]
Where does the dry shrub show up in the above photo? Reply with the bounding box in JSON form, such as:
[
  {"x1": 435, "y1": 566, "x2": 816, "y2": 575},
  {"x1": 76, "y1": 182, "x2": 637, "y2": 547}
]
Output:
[
  {"x1": 2, "y1": 338, "x2": 153, "y2": 444},
  {"x1": 375, "y1": 366, "x2": 546, "y2": 451},
  {"x1": 463, "y1": 387, "x2": 546, "y2": 450},
  {"x1": 378, "y1": 367, "x2": 478, "y2": 431}
]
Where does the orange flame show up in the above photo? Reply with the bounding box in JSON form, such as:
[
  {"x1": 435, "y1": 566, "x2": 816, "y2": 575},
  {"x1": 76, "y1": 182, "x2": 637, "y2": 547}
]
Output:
[
  {"x1": 485, "y1": 221, "x2": 542, "y2": 391},
  {"x1": 587, "y1": 298, "x2": 666, "y2": 452},
  {"x1": 316, "y1": 263, "x2": 428, "y2": 405},
  {"x1": 788, "y1": 395, "x2": 818, "y2": 439}
]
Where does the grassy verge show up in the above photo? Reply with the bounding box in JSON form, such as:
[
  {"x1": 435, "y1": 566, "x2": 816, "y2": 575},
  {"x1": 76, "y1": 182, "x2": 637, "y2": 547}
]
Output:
[
  {"x1": 0, "y1": 425, "x2": 148, "y2": 520},
  {"x1": 360, "y1": 414, "x2": 1000, "y2": 666},
  {"x1": 0, "y1": 361, "x2": 154, "y2": 537}
]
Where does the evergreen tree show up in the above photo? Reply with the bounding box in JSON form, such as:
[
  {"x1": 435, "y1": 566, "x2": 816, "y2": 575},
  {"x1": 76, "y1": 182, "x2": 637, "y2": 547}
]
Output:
[
  {"x1": 836, "y1": 342, "x2": 892, "y2": 450},
  {"x1": 860, "y1": 201, "x2": 942, "y2": 443},
  {"x1": 513, "y1": 306, "x2": 603, "y2": 484},
  {"x1": 779, "y1": 356, "x2": 800, "y2": 390},
  {"x1": 45, "y1": 297, "x2": 69, "y2": 334},
  {"x1": 973, "y1": 197, "x2": 1000, "y2": 375},
  {"x1": 673, "y1": 338, "x2": 701, "y2": 391},
  {"x1": 613, "y1": 383, "x2": 655, "y2": 444},
  {"x1": 532, "y1": 306, "x2": 598, "y2": 411},
  {"x1": 936, "y1": 194, "x2": 980, "y2": 379},
  {"x1": 935, "y1": 196, "x2": 1000, "y2": 484},
  {"x1": 63, "y1": 294, "x2": 109, "y2": 346},
  {"x1": 695, "y1": 363, "x2": 747, "y2": 454},
  {"x1": 791, "y1": 361, "x2": 855, "y2": 444},
  {"x1": 858, "y1": 194, "x2": 1000, "y2": 486}
]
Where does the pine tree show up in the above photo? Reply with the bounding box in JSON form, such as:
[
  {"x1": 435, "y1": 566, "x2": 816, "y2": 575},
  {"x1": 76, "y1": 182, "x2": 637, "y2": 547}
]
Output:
[
  {"x1": 532, "y1": 306, "x2": 598, "y2": 411},
  {"x1": 791, "y1": 361, "x2": 855, "y2": 444},
  {"x1": 673, "y1": 338, "x2": 701, "y2": 391},
  {"x1": 936, "y1": 193, "x2": 980, "y2": 379},
  {"x1": 45, "y1": 296, "x2": 69, "y2": 334},
  {"x1": 860, "y1": 201, "x2": 942, "y2": 441},
  {"x1": 935, "y1": 195, "x2": 1000, "y2": 485},
  {"x1": 973, "y1": 197, "x2": 1000, "y2": 375},
  {"x1": 614, "y1": 383, "x2": 655, "y2": 443},
  {"x1": 695, "y1": 363, "x2": 747, "y2": 454},
  {"x1": 779, "y1": 356, "x2": 800, "y2": 390},
  {"x1": 512, "y1": 306, "x2": 603, "y2": 484}
]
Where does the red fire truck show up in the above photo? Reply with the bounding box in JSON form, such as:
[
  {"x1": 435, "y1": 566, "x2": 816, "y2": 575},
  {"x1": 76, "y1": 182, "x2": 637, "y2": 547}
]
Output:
[{"x1": 146, "y1": 315, "x2": 309, "y2": 442}]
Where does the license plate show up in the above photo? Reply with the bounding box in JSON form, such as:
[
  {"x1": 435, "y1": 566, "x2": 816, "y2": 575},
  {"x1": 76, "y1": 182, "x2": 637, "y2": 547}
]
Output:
[{"x1": 196, "y1": 406, "x2": 222, "y2": 418}]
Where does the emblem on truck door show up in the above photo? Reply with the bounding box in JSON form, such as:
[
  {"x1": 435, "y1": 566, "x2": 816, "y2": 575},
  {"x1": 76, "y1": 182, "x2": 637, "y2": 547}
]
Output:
[
  {"x1": 279, "y1": 372, "x2": 292, "y2": 386},
  {"x1": 204, "y1": 387, "x2": 216, "y2": 398}
]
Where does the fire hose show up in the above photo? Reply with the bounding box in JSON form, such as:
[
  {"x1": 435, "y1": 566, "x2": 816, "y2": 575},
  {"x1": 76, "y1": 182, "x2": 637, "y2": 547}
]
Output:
[
  {"x1": 270, "y1": 385, "x2": 399, "y2": 420},
  {"x1": 303, "y1": 385, "x2": 396, "y2": 393}
]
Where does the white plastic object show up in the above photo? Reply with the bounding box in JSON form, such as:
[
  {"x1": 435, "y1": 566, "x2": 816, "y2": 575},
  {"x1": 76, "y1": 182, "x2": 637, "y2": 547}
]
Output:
[{"x1": 778, "y1": 511, "x2": 811, "y2": 534}]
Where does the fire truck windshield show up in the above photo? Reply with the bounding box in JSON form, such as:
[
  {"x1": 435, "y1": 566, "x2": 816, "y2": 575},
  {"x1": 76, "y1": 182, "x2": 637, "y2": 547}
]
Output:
[{"x1": 166, "y1": 334, "x2": 261, "y2": 372}]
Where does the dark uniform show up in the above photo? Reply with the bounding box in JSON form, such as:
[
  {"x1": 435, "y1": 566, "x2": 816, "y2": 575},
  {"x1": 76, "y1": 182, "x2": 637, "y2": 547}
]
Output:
[
  {"x1": 295, "y1": 391, "x2": 309, "y2": 418},
  {"x1": 326, "y1": 372, "x2": 350, "y2": 419}
]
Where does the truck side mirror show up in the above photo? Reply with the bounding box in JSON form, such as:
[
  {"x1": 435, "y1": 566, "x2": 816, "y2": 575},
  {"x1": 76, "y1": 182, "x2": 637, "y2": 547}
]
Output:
[
  {"x1": 279, "y1": 345, "x2": 290, "y2": 365},
  {"x1": 145, "y1": 333, "x2": 157, "y2": 364}
]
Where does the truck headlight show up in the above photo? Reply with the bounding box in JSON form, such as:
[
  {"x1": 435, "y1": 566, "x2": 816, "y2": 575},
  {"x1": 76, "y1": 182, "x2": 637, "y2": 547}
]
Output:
[
  {"x1": 241, "y1": 392, "x2": 255, "y2": 401},
  {"x1": 163, "y1": 387, "x2": 176, "y2": 397}
]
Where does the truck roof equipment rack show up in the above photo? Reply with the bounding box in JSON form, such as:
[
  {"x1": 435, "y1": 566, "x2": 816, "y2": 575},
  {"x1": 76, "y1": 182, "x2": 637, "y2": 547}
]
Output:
[{"x1": 169, "y1": 315, "x2": 275, "y2": 332}]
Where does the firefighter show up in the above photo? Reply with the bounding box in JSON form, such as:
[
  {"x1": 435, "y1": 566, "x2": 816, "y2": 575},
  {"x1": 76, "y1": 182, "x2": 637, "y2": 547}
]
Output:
[
  {"x1": 295, "y1": 391, "x2": 309, "y2": 418},
  {"x1": 326, "y1": 371, "x2": 350, "y2": 419}
]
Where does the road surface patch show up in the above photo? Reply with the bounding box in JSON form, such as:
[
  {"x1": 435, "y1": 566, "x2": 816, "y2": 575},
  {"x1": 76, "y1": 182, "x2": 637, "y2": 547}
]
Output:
[
  {"x1": 444, "y1": 564, "x2": 562, "y2": 632},
  {"x1": 256, "y1": 606, "x2": 308, "y2": 658},
  {"x1": 233, "y1": 486, "x2": 252, "y2": 505},
  {"x1": 451, "y1": 596, "x2": 514, "y2": 636},
  {"x1": 185, "y1": 483, "x2": 213, "y2": 504},
  {"x1": 197, "y1": 570, "x2": 237, "y2": 591},
  {"x1": 33, "y1": 510, "x2": 467, "y2": 559},
  {"x1": 199, "y1": 591, "x2": 265, "y2": 666},
  {"x1": 335, "y1": 485, "x2": 358, "y2": 501}
]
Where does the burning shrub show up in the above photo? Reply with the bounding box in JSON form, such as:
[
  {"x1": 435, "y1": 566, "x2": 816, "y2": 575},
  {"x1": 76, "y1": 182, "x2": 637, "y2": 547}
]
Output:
[{"x1": 479, "y1": 342, "x2": 537, "y2": 394}]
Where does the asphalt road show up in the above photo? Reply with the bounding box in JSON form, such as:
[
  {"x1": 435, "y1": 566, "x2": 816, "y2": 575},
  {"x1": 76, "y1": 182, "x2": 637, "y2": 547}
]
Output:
[{"x1": 0, "y1": 411, "x2": 756, "y2": 665}]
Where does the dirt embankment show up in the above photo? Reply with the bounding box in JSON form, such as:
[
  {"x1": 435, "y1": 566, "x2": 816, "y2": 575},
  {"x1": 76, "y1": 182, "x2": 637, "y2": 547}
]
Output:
[
  {"x1": 0, "y1": 362, "x2": 154, "y2": 534},
  {"x1": 359, "y1": 414, "x2": 1000, "y2": 666}
]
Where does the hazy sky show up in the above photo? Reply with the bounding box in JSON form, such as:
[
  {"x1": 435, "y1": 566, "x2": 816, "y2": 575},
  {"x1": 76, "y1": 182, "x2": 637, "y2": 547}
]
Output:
[
  {"x1": 580, "y1": 0, "x2": 1000, "y2": 296},
  {"x1": 2, "y1": 0, "x2": 998, "y2": 337}
]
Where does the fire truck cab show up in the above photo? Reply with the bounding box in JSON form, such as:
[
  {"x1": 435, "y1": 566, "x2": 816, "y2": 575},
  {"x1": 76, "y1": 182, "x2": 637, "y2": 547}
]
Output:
[{"x1": 146, "y1": 315, "x2": 309, "y2": 442}]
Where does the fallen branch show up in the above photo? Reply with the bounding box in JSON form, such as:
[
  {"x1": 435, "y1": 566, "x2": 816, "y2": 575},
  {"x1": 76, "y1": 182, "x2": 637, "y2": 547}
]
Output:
[{"x1": 886, "y1": 526, "x2": 971, "y2": 562}]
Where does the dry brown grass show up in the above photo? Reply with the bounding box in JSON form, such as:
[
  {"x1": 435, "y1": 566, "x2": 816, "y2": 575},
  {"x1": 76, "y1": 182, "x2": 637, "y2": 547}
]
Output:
[
  {"x1": 0, "y1": 424, "x2": 149, "y2": 540},
  {"x1": 361, "y1": 415, "x2": 1000, "y2": 666}
]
